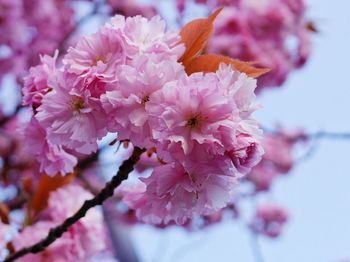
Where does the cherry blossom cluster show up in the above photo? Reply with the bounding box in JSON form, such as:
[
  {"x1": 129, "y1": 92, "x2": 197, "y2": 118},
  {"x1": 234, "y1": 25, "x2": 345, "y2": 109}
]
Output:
[
  {"x1": 0, "y1": 0, "x2": 346, "y2": 261},
  {"x1": 22, "y1": 14, "x2": 263, "y2": 225},
  {"x1": 114, "y1": 128, "x2": 300, "y2": 235},
  {"x1": 177, "y1": 0, "x2": 313, "y2": 90}
]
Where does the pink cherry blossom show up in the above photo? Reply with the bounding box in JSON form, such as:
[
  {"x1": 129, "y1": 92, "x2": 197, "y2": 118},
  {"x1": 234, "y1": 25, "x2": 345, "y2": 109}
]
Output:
[
  {"x1": 227, "y1": 134, "x2": 264, "y2": 176},
  {"x1": 147, "y1": 73, "x2": 236, "y2": 159},
  {"x1": 121, "y1": 161, "x2": 238, "y2": 225},
  {"x1": 105, "y1": 15, "x2": 185, "y2": 59},
  {"x1": 63, "y1": 27, "x2": 126, "y2": 89},
  {"x1": 215, "y1": 63, "x2": 259, "y2": 117},
  {"x1": 101, "y1": 54, "x2": 184, "y2": 148},
  {"x1": 21, "y1": 117, "x2": 77, "y2": 176},
  {"x1": 36, "y1": 71, "x2": 108, "y2": 154},
  {"x1": 22, "y1": 51, "x2": 58, "y2": 107},
  {"x1": 147, "y1": 64, "x2": 262, "y2": 168}
]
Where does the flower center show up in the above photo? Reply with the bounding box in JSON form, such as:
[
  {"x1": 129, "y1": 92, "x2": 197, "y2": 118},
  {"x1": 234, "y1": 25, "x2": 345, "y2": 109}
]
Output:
[
  {"x1": 70, "y1": 97, "x2": 85, "y2": 112},
  {"x1": 93, "y1": 56, "x2": 107, "y2": 66},
  {"x1": 141, "y1": 95, "x2": 150, "y2": 105},
  {"x1": 187, "y1": 114, "x2": 201, "y2": 128}
]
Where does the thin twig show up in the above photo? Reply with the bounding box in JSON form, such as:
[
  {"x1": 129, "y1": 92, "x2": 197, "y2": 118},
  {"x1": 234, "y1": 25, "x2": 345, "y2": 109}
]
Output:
[
  {"x1": 263, "y1": 127, "x2": 350, "y2": 141},
  {"x1": 4, "y1": 147, "x2": 145, "y2": 262},
  {"x1": 307, "y1": 131, "x2": 350, "y2": 140},
  {"x1": 249, "y1": 231, "x2": 266, "y2": 262}
]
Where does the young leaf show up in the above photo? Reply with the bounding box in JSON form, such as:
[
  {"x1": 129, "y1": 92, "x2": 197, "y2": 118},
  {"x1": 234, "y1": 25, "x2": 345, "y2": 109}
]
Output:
[
  {"x1": 179, "y1": 8, "x2": 223, "y2": 65},
  {"x1": 185, "y1": 54, "x2": 270, "y2": 78},
  {"x1": 29, "y1": 173, "x2": 75, "y2": 218}
]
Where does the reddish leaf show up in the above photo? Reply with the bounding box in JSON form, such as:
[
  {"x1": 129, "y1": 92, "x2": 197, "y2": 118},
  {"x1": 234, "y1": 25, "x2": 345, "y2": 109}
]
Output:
[
  {"x1": 179, "y1": 8, "x2": 223, "y2": 65},
  {"x1": 29, "y1": 173, "x2": 75, "y2": 218},
  {"x1": 185, "y1": 54, "x2": 270, "y2": 78},
  {"x1": 0, "y1": 202, "x2": 10, "y2": 224}
]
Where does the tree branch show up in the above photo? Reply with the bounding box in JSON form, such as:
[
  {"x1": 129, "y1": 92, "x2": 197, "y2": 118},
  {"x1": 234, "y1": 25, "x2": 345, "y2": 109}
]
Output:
[{"x1": 4, "y1": 146, "x2": 145, "y2": 262}]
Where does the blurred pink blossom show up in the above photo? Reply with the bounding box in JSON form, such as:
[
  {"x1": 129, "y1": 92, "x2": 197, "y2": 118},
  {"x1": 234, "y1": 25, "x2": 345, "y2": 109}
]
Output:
[
  {"x1": 0, "y1": 221, "x2": 10, "y2": 250},
  {"x1": 14, "y1": 184, "x2": 107, "y2": 262},
  {"x1": 246, "y1": 129, "x2": 305, "y2": 192},
  {"x1": 207, "y1": 0, "x2": 312, "y2": 90},
  {"x1": 251, "y1": 203, "x2": 288, "y2": 238},
  {"x1": 0, "y1": 0, "x2": 74, "y2": 83},
  {"x1": 107, "y1": 0, "x2": 157, "y2": 18}
]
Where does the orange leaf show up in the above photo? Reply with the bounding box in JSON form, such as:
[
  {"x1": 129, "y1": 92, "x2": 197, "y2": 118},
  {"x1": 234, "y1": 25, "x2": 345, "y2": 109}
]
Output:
[
  {"x1": 306, "y1": 21, "x2": 318, "y2": 33},
  {"x1": 185, "y1": 54, "x2": 270, "y2": 78},
  {"x1": 29, "y1": 173, "x2": 75, "y2": 218},
  {"x1": 179, "y1": 7, "x2": 223, "y2": 65},
  {"x1": 0, "y1": 202, "x2": 10, "y2": 224}
]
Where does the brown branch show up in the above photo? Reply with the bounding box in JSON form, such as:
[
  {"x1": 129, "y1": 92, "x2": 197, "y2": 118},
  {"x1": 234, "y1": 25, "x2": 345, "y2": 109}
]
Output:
[{"x1": 4, "y1": 146, "x2": 145, "y2": 262}]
